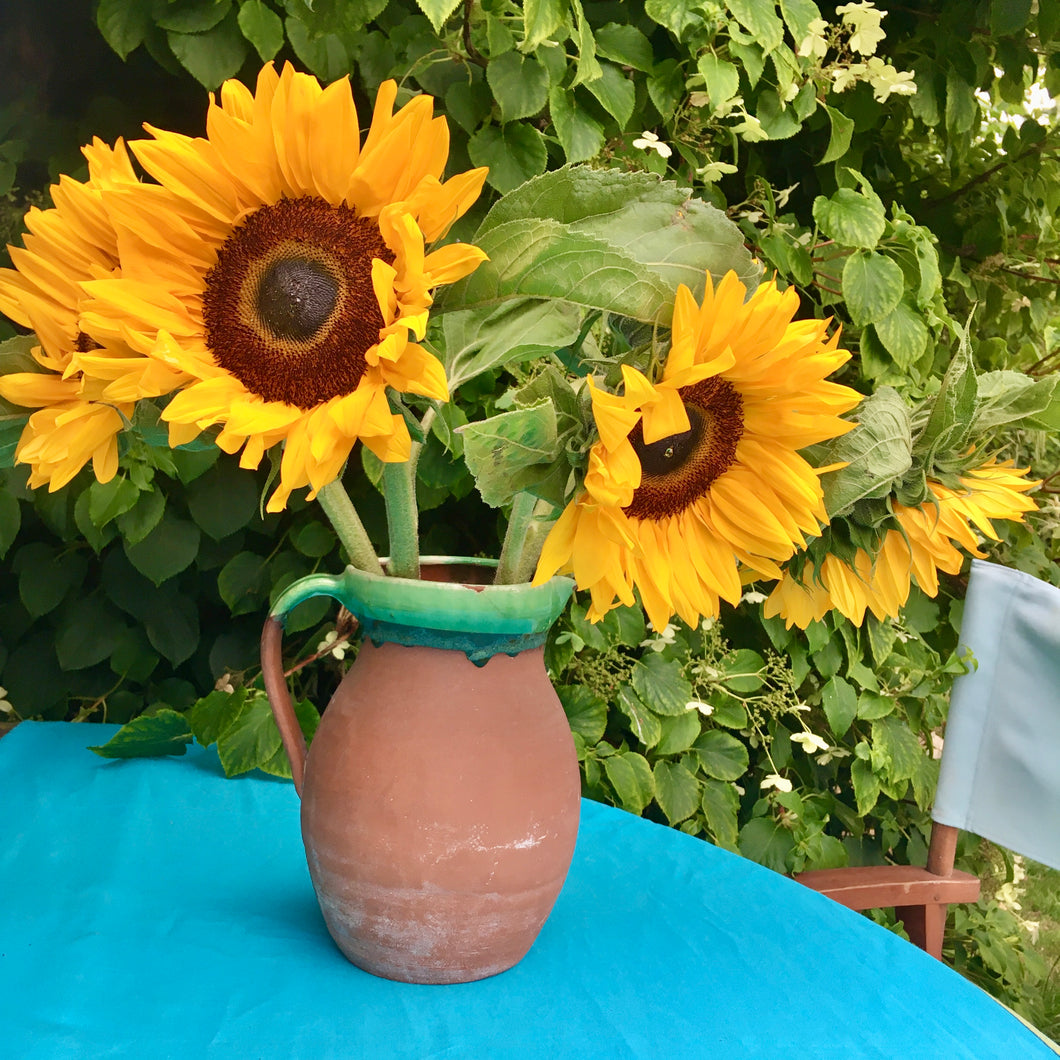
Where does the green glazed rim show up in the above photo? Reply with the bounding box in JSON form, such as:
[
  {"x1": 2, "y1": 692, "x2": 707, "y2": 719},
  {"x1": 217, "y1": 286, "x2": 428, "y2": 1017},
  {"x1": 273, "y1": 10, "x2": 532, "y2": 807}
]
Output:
[{"x1": 270, "y1": 557, "x2": 575, "y2": 664}]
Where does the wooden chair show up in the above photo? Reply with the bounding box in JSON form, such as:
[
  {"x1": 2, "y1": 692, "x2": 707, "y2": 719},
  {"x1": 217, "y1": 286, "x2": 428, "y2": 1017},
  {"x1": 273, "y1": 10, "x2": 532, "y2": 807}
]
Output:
[{"x1": 795, "y1": 559, "x2": 1060, "y2": 960}]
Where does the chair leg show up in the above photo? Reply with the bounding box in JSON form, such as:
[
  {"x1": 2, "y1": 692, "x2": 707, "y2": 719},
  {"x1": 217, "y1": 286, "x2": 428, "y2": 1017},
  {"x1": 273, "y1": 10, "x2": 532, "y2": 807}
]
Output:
[{"x1": 896, "y1": 903, "x2": 948, "y2": 960}]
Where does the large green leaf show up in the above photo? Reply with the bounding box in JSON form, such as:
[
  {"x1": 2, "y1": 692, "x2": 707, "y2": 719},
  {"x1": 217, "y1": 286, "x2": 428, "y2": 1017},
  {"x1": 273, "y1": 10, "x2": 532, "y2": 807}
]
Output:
[
  {"x1": 238, "y1": 0, "x2": 285, "y2": 61},
  {"x1": 441, "y1": 298, "x2": 583, "y2": 392},
  {"x1": 549, "y1": 86, "x2": 606, "y2": 164},
  {"x1": 701, "y1": 779, "x2": 740, "y2": 849},
  {"x1": 822, "y1": 674, "x2": 858, "y2": 738},
  {"x1": 818, "y1": 387, "x2": 912, "y2": 518},
  {"x1": 973, "y1": 371, "x2": 1060, "y2": 433},
  {"x1": 89, "y1": 709, "x2": 193, "y2": 759},
  {"x1": 0, "y1": 489, "x2": 20, "y2": 559},
  {"x1": 55, "y1": 595, "x2": 128, "y2": 671},
  {"x1": 616, "y1": 686, "x2": 662, "y2": 749},
  {"x1": 124, "y1": 514, "x2": 201, "y2": 586},
  {"x1": 443, "y1": 168, "x2": 757, "y2": 325},
  {"x1": 557, "y1": 685, "x2": 608, "y2": 743},
  {"x1": 96, "y1": 0, "x2": 151, "y2": 58}
]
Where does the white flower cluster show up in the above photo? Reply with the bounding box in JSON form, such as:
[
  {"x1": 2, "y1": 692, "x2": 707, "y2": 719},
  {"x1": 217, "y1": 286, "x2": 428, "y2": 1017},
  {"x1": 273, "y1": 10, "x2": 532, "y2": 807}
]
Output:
[{"x1": 799, "y1": 1, "x2": 918, "y2": 103}]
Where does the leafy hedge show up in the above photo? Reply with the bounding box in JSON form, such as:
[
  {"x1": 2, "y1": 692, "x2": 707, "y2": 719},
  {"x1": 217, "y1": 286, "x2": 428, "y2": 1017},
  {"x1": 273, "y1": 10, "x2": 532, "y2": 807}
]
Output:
[{"x1": 1, "y1": 0, "x2": 1059, "y2": 1026}]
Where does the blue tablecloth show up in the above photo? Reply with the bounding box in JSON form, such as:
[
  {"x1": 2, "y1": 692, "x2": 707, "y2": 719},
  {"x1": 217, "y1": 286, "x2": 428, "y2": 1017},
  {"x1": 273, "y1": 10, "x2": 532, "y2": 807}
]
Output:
[{"x1": 0, "y1": 722, "x2": 1049, "y2": 1059}]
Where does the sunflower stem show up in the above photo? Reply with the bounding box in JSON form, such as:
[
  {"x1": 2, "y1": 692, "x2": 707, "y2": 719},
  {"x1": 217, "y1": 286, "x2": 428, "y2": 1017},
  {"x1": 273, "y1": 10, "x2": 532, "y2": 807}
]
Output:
[
  {"x1": 383, "y1": 460, "x2": 420, "y2": 579},
  {"x1": 317, "y1": 479, "x2": 386, "y2": 576},
  {"x1": 495, "y1": 494, "x2": 557, "y2": 585}
]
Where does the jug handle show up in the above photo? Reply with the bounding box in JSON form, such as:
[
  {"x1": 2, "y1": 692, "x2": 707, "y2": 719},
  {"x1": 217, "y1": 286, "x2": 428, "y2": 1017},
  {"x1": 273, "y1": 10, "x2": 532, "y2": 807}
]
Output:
[{"x1": 260, "y1": 572, "x2": 349, "y2": 796}]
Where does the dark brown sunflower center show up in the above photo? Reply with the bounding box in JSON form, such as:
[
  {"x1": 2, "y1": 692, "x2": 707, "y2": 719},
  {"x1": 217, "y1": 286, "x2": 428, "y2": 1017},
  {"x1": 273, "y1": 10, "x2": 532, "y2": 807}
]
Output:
[
  {"x1": 624, "y1": 377, "x2": 744, "y2": 521},
  {"x1": 202, "y1": 196, "x2": 394, "y2": 409},
  {"x1": 256, "y1": 257, "x2": 340, "y2": 342}
]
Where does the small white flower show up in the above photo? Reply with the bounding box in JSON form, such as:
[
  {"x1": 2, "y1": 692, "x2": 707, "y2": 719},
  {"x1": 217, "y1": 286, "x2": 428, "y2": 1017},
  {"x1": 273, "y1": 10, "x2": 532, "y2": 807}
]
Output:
[
  {"x1": 761, "y1": 773, "x2": 794, "y2": 793},
  {"x1": 732, "y1": 114, "x2": 768, "y2": 142},
  {"x1": 632, "y1": 130, "x2": 673, "y2": 158},
  {"x1": 686, "y1": 700, "x2": 715, "y2": 716},
  {"x1": 831, "y1": 63, "x2": 867, "y2": 93},
  {"x1": 640, "y1": 622, "x2": 677, "y2": 650},
  {"x1": 836, "y1": 1, "x2": 887, "y2": 55},
  {"x1": 791, "y1": 730, "x2": 830, "y2": 754},
  {"x1": 317, "y1": 630, "x2": 347, "y2": 661},
  {"x1": 0, "y1": 687, "x2": 12, "y2": 714},
  {"x1": 797, "y1": 18, "x2": 830, "y2": 60},
  {"x1": 689, "y1": 91, "x2": 712, "y2": 108},
  {"x1": 741, "y1": 589, "x2": 768, "y2": 605},
  {"x1": 863, "y1": 57, "x2": 917, "y2": 101},
  {"x1": 700, "y1": 616, "x2": 716, "y2": 632},
  {"x1": 697, "y1": 160, "x2": 739, "y2": 183}
]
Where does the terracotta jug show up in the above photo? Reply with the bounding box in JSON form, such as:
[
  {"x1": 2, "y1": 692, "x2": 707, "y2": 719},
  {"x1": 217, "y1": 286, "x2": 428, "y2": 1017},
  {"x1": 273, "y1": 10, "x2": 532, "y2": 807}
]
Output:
[{"x1": 260, "y1": 557, "x2": 580, "y2": 984}]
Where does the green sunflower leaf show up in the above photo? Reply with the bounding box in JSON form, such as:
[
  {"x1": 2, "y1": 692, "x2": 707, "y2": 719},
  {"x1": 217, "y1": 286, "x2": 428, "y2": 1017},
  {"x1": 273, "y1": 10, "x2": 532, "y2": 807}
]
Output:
[
  {"x1": 818, "y1": 387, "x2": 913, "y2": 518},
  {"x1": 972, "y1": 371, "x2": 1060, "y2": 434},
  {"x1": 443, "y1": 168, "x2": 757, "y2": 325},
  {"x1": 457, "y1": 401, "x2": 560, "y2": 508}
]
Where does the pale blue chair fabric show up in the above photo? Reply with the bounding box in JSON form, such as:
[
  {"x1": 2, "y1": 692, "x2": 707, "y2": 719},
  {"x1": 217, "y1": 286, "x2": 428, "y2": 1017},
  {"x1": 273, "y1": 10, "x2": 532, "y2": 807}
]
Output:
[{"x1": 933, "y1": 559, "x2": 1060, "y2": 870}]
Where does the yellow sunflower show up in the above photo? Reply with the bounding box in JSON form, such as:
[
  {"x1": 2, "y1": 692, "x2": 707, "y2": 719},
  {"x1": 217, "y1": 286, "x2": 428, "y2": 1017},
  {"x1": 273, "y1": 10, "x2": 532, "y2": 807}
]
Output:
[
  {"x1": 533, "y1": 271, "x2": 862, "y2": 631},
  {"x1": 0, "y1": 139, "x2": 185, "y2": 490},
  {"x1": 79, "y1": 63, "x2": 488, "y2": 511},
  {"x1": 763, "y1": 460, "x2": 1040, "y2": 629}
]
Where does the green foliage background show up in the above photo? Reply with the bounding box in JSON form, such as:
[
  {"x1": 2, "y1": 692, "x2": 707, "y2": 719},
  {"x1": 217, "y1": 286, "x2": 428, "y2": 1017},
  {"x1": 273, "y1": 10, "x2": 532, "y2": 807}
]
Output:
[{"x1": 1, "y1": 0, "x2": 1059, "y2": 1034}]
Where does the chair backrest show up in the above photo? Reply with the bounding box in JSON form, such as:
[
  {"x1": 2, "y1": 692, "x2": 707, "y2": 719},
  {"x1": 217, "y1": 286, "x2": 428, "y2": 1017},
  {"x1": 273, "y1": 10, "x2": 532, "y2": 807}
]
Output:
[{"x1": 932, "y1": 559, "x2": 1060, "y2": 871}]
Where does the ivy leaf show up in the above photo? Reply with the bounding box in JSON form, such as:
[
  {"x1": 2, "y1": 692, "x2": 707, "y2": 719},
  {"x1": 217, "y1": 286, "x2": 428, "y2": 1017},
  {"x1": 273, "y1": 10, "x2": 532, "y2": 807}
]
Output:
[
  {"x1": 583, "y1": 62, "x2": 635, "y2": 127},
  {"x1": 167, "y1": 9, "x2": 249, "y2": 89},
  {"x1": 655, "y1": 710, "x2": 702, "y2": 755},
  {"x1": 238, "y1": 0, "x2": 285, "y2": 61},
  {"x1": 653, "y1": 760, "x2": 700, "y2": 824},
  {"x1": 0, "y1": 489, "x2": 19, "y2": 559},
  {"x1": 616, "y1": 686, "x2": 662, "y2": 749},
  {"x1": 487, "y1": 52, "x2": 550, "y2": 122},
  {"x1": 813, "y1": 188, "x2": 887, "y2": 249},
  {"x1": 521, "y1": 0, "x2": 566, "y2": 52},
  {"x1": 818, "y1": 387, "x2": 912, "y2": 517},
  {"x1": 55, "y1": 596, "x2": 128, "y2": 670},
  {"x1": 631, "y1": 653, "x2": 693, "y2": 716},
  {"x1": 468, "y1": 124, "x2": 548, "y2": 194},
  {"x1": 602, "y1": 750, "x2": 655, "y2": 814},
  {"x1": 729, "y1": 0, "x2": 785, "y2": 53},
  {"x1": 822, "y1": 675, "x2": 859, "y2": 738},
  {"x1": 874, "y1": 299, "x2": 929, "y2": 368},
  {"x1": 739, "y1": 816, "x2": 795, "y2": 872},
  {"x1": 558, "y1": 685, "x2": 608, "y2": 743},
  {"x1": 593, "y1": 23, "x2": 654, "y2": 72},
  {"x1": 871, "y1": 715, "x2": 923, "y2": 783},
  {"x1": 216, "y1": 689, "x2": 285, "y2": 778},
  {"x1": 780, "y1": 0, "x2": 824, "y2": 44},
  {"x1": 701, "y1": 779, "x2": 740, "y2": 849},
  {"x1": 96, "y1": 0, "x2": 151, "y2": 58},
  {"x1": 697, "y1": 54, "x2": 740, "y2": 110},
  {"x1": 124, "y1": 514, "x2": 201, "y2": 586},
  {"x1": 415, "y1": 0, "x2": 462, "y2": 33},
  {"x1": 820, "y1": 104, "x2": 855, "y2": 165},
  {"x1": 692, "y1": 730, "x2": 749, "y2": 781},
  {"x1": 851, "y1": 757, "x2": 882, "y2": 817},
  {"x1": 842, "y1": 250, "x2": 905, "y2": 326},
  {"x1": 89, "y1": 709, "x2": 193, "y2": 759}
]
